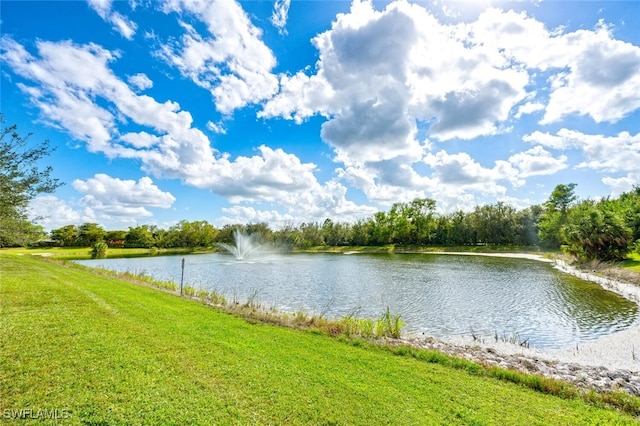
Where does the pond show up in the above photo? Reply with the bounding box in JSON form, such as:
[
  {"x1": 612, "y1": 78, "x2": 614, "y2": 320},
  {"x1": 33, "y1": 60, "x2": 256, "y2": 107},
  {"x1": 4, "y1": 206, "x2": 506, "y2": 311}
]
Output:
[{"x1": 77, "y1": 252, "x2": 638, "y2": 349}]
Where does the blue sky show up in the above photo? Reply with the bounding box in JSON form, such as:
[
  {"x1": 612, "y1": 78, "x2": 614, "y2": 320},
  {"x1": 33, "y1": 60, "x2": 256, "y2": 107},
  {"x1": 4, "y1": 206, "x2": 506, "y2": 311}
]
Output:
[{"x1": 2, "y1": 0, "x2": 639, "y2": 231}]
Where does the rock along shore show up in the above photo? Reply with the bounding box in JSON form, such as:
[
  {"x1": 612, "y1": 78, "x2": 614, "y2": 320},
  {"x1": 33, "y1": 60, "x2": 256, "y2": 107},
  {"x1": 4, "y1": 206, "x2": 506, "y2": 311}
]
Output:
[{"x1": 402, "y1": 253, "x2": 640, "y2": 396}]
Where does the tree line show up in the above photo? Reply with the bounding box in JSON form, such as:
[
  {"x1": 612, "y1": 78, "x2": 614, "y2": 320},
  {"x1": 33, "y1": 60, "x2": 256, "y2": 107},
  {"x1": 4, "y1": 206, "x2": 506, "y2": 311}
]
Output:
[
  {"x1": 45, "y1": 184, "x2": 640, "y2": 262},
  {"x1": 2, "y1": 117, "x2": 639, "y2": 262}
]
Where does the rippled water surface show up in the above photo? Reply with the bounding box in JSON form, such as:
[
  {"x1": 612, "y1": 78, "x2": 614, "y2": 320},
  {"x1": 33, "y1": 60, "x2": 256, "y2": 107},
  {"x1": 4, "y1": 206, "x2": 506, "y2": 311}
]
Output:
[{"x1": 77, "y1": 253, "x2": 638, "y2": 349}]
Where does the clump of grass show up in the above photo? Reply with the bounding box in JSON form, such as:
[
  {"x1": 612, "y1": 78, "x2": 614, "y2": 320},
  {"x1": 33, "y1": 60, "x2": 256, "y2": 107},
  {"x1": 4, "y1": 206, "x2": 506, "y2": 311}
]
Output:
[
  {"x1": 207, "y1": 290, "x2": 227, "y2": 306},
  {"x1": 339, "y1": 307, "x2": 402, "y2": 340},
  {"x1": 340, "y1": 308, "x2": 361, "y2": 338},
  {"x1": 375, "y1": 318, "x2": 386, "y2": 339},
  {"x1": 470, "y1": 328, "x2": 484, "y2": 343},
  {"x1": 156, "y1": 280, "x2": 177, "y2": 291},
  {"x1": 294, "y1": 309, "x2": 308, "y2": 324},
  {"x1": 377, "y1": 307, "x2": 404, "y2": 339},
  {"x1": 244, "y1": 289, "x2": 260, "y2": 309},
  {"x1": 320, "y1": 319, "x2": 345, "y2": 337},
  {"x1": 586, "y1": 389, "x2": 640, "y2": 416},
  {"x1": 183, "y1": 286, "x2": 195, "y2": 297},
  {"x1": 341, "y1": 315, "x2": 358, "y2": 337},
  {"x1": 196, "y1": 288, "x2": 209, "y2": 301},
  {"x1": 318, "y1": 299, "x2": 335, "y2": 320},
  {"x1": 495, "y1": 331, "x2": 530, "y2": 348},
  {"x1": 359, "y1": 318, "x2": 375, "y2": 338},
  {"x1": 486, "y1": 367, "x2": 575, "y2": 397}
]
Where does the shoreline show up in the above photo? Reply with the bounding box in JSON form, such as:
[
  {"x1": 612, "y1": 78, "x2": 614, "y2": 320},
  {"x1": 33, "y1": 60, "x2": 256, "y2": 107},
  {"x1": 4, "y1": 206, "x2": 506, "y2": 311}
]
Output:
[{"x1": 403, "y1": 251, "x2": 640, "y2": 395}]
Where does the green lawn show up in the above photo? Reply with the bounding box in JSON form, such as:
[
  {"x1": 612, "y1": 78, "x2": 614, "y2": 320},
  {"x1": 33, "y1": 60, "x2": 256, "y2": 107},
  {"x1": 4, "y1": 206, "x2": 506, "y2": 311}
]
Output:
[
  {"x1": 622, "y1": 252, "x2": 640, "y2": 271},
  {"x1": 1, "y1": 246, "x2": 205, "y2": 260},
  {"x1": 1, "y1": 254, "x2": 638, "y2": 425}
]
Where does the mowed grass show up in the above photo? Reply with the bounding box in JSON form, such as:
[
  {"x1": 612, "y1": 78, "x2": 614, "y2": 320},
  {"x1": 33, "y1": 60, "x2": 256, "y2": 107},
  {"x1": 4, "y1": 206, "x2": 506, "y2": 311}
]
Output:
[
  {"x1": 622, "y1": 252, "x2": 640, "y2": 271},
  {"x1": 3, "y1": 246, "x2": 202, "y2": 260},
  {"x1": 1, "y1": 255, "x2": 638, "y2": 425}
]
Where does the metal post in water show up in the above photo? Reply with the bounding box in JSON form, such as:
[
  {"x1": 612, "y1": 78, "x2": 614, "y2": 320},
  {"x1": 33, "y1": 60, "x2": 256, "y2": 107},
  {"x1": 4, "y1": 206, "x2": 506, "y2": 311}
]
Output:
[{"x1": 180, "y1": 257, "x2": 185, "y2": 296}]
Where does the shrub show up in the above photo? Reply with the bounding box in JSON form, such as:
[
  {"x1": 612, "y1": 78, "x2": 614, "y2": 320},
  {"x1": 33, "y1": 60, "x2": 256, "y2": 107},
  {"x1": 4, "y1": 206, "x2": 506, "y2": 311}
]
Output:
[{"x1": 91, "y1": 241, "x2": 108, "y2": 258}]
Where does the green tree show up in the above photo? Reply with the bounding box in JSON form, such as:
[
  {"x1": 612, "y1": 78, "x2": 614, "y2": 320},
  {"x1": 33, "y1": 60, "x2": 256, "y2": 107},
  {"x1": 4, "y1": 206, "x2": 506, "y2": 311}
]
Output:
[
  {"x1": 0, "y1": 116, "x2": 62, "y2": 246},
  {"x1": 432, "y1": 216, "x2": 452, "y2": 245},
  {"x1": 272, "y1": 221, "x2": 301, "y2": 249},
  {"x1": 125, "y1": 225, "x2": 156, "y2": 248},
  {"x1": 539, "y1": 183, "x2": 578, "y2": 248},
  {"x1": 350, "y1": 219, "x2": 372, "y2": 246},
  {"x1": 298, "y1": 222, "x2": 324, "y2": 248},
  {"x1": 51, "y1": 224, "x2": 79, "y2": 246},
  {"x1": 320, "y1": 218, "x2": 352, "y2": 246},
  {"x1": 516, "y1": 205, "x2": 543, "y2": 246},
  {"x1": 562, "y1": 200, "x2": 632, "y2": 261},
  {"x1": 370, "y1": 211, "x2": 392, "y2": 246},
  {"x1": 104, "y1": 230, "x2": 127, "y2": 246},
  {"x1": 78, "y1": 222, "x2": 106, "y2": 246},
  {"x1": 469, "y1": 202, "x2": 518, "y2": 245},
  {"x1": 245, "y1": 222, "x2": 273, "y2": 243},
  {"x1": 405, "y1": 198, "x2": 437, "y2": 245},
  {"x1": 447, "y1": 210, "x2": 476, "y2": 245},
  {"x1": 617, "y1": 186, "x2": 640, "y2": 243},
  {"x1": 216, "y1": 224, "x2": 243, "y2": 246},
  {"x1": 170, "y1": 220, "x2": 217, "y2": 247},
  {"x1": 546, "y1": 183, "x2": 578, "y2": 214},
  {"x1": 387, "y1": 203, "x2": 412, "y2": 245}
]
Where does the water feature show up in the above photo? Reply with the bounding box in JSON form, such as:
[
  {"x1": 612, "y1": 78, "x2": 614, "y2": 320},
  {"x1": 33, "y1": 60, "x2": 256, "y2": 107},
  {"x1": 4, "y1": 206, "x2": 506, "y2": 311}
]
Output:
[
  {"x1": 76, "y1": 252, "x2": 638, "y2": 349},
  {"x1": 217, "y1": 229, "x2": 267, "y2": 260}
]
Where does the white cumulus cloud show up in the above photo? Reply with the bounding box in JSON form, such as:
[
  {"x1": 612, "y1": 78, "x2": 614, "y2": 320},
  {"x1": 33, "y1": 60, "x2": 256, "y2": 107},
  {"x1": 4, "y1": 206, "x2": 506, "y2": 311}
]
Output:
[
  {"x1": 127, "y1": 73, "x2": 153, "y2": 91},
  {"x1": 87, "y1": 0, "x2": 137, "y2": 39},
  {"x1": 507, "y1": 146, "x2": 568, "y2": 178},
  {"x1": 72, "y1": 174, "x2": 176, "y2": 221},
  {"x1": 524, "y1": 129, "x2": 640, "y2": 173},
  {"x1": 271, "y1": 0, "x2": 291, "y2": 35},
  {"x1": 157, "y1": 0, "x2": 279, "y2": 114},
  {"x1": 524, "y1": 128, "x2": 640, "y2": 195},
  {"x1": 28, "y1": 196, "x2": 82, "y2": 231}
]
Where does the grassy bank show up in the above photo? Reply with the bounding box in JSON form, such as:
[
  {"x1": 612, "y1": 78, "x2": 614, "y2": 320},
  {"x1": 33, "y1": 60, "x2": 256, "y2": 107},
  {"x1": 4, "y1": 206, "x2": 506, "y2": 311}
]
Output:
[
  {"x1": 1, "y1": 255, "x2": 639, "y2": 424},
  {"x1": 297, "y1": 244, "x2": 549, "y2": 255},
  {"x1": 1, "y1": 246, "x2": 210, "y2": 260},
  {"x1": 622, "y1": 252, "x2": 640, "y2": 271}
]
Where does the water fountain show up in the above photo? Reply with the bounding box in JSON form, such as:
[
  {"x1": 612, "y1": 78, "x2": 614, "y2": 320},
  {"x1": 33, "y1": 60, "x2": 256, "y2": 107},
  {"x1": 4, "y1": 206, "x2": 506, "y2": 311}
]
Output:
[{"x1": 217, "y1": 229, "x2": 265, "y2": 260}]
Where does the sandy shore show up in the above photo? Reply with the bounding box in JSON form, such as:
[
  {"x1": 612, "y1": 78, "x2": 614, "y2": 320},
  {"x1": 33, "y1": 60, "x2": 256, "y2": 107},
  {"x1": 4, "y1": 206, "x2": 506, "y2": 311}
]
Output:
[
  {"x1": 397, "y1": 251, "x2": 640, "y2": 368},
  {"x1": 423, "y1": 251, "x2": 556, "y2": 262}
]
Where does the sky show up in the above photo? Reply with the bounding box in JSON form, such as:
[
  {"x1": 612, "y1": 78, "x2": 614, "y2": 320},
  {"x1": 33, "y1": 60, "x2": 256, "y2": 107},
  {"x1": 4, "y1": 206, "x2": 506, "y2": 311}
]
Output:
[{"x1": 2, "y1": 0, "x2": 640, "y2": 231}]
